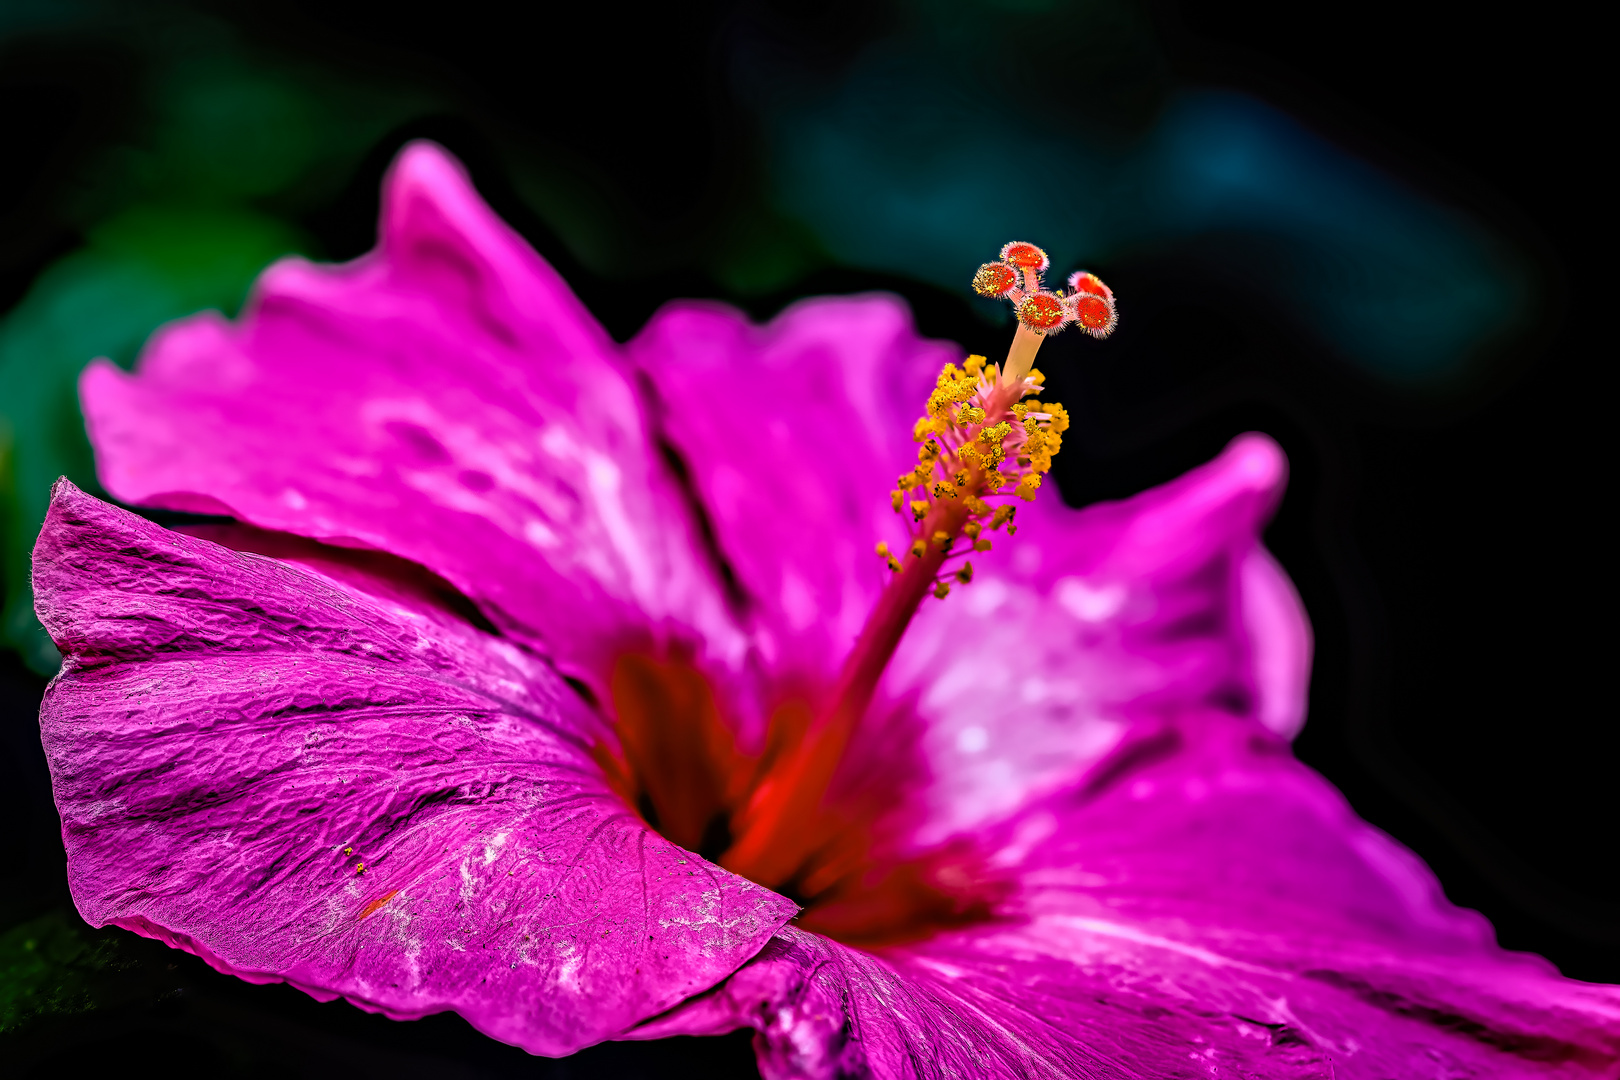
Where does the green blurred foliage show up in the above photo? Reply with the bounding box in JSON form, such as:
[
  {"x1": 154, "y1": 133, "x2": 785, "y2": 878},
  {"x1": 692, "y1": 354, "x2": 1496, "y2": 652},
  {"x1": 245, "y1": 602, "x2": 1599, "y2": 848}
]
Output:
[
  {"x1": 0, "y1": 16, "x2": 439, "y2": 673},
  {"x1": 0, "y1": 908, "x2": 132, "y2": 1033}
]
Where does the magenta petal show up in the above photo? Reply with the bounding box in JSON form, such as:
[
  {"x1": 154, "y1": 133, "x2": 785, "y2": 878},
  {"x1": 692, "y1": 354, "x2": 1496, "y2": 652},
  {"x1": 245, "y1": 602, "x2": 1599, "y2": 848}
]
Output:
[
  {"x1": 80, "y1": 142, "x2": 739, "y2": 688},
  {"x1": 635, "y1": 722, "x2": 1620, "y2": 1078},
  {"x1": 635, "y1": 300, "x2": 1313, "y2": 834},
  {"x1": 33, "y1": 481, "x2": 795, "y2": 1055},
  {"x1": 630, "y1": 296, "x2": 958, "y2": 686},
  {"x1": 885, "y1": 434, "x2": 1312, "y2": 843}
]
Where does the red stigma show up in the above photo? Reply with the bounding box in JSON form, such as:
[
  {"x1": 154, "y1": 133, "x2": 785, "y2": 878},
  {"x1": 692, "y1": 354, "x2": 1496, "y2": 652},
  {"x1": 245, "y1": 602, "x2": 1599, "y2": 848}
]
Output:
[
  {"x1": 1074, "y1": 294, "x2": 1117, "y2": 337},
  {"x1": 972, "y1": 262, "x2": 1019, "y2": 298},
  {"x1": 1067, "y1": 270, "x2": 1112, "y2": 300},
  {"x1": 1017, "y1": 292, "x2": 1066, "y2": 332},
  {"x1": 999, "y1": 242, "x2": 1050, "y2": 273},
  {"x1": 971, "y1": 244, "x2": 1119, "y2": 341}
]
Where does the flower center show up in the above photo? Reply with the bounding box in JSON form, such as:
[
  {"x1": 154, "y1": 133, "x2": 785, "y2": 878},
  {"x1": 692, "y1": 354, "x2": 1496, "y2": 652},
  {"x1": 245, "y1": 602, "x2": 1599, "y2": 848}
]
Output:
[{"x1": 606, "y1": 243, "x2": 1116, "y2": 944}]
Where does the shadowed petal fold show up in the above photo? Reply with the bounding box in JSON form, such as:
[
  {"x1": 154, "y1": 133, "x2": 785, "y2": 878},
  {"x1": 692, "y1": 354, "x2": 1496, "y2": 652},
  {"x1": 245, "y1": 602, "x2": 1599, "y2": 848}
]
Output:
[
  {"x1": 33, "y1": 481, "x2": 796, "y2": 1056},
  {"x1": 629, "y1": 297, "x2": 959, "y2": 689},
  {"x1": 80, "y1": 141, "x2": 741, "y2": 691}
]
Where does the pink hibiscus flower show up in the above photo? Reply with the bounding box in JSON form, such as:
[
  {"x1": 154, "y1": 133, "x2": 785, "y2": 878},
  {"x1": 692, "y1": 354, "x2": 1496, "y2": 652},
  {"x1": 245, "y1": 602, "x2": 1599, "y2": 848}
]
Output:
[{"x1": 33, "y1": 143, "x2": 1618, "y2": 1077}]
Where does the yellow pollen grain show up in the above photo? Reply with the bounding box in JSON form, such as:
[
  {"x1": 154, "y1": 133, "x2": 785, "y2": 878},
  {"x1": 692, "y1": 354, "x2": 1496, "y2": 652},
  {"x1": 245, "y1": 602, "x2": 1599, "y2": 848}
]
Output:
[{"x1": 888, "y1": 354, "x2": 1073, "y2": 607}]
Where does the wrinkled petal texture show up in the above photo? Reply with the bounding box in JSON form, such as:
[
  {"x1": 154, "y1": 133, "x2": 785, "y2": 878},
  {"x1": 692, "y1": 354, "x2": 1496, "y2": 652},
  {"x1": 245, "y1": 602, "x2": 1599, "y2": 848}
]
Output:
[
  {"x1": 33, "y1": 481, "x2": 795, "y2": 1056},
  {"x1": 632, "y1": 301, "x2": 1311, "y2": 840},
  {"x1": 80, "y1": 141, "x2": 741, "y2": 690},
  {"x1": 638, "y1": 721, "x2": 1620, "y2": 1078}
]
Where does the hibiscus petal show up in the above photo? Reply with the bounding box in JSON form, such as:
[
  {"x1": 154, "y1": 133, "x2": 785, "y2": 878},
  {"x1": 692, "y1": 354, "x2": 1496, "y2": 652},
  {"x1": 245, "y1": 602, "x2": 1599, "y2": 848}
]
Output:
[
  {"x1": 32, "y1": 481, "x2": 796, "y2": 1055},
  {"x1": 633, "y1": 299, "x2": 1309, "y2": 832},
  {"x1": 79, "y1": 141, "x2": 741, "y2": 690},
  {"x1": 632, "y1": 720, "x2": 1620, "y2": 1078},
  {"x1": 887, "y1": 433, "x2": 1311, "y2": 843},
  {"x1": 628, "y1": 296, "x2": 957, "y2": 696}
]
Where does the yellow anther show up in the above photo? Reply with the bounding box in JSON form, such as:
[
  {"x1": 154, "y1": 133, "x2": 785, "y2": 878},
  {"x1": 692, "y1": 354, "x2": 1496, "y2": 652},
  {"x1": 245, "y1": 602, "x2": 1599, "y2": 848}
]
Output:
[
  {"x1": 875, "y1": 541, "x2": 892, "y2": 557},
  {"x1": 875, "y1": 542, "x2": 902, "y2": 573},
  {"x1": 892, "y1": 340, "x2": 1078, "y2": 608},
  {"x1": 344, "y1": 847, "x2": 353, "y2": 856},
  {"x1": 356, "y1": 863, "x2": 365, "y2": 874}
]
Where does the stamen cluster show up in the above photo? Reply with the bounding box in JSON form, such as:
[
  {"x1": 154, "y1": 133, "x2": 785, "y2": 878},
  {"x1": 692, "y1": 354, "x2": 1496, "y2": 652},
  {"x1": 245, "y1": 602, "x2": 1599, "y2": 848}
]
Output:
[
  {"x1": 875, "y1": 354, "x2": 1070, "y2": 599},
  {"x1": 973, "y1": 241, "x2": 1118, "y2": 338}
]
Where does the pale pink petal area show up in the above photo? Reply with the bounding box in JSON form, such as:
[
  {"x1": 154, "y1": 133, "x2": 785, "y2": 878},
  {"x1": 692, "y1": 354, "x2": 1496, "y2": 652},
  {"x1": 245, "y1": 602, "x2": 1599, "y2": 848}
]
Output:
[
  {"x1": 634, "y1": 719, "x2": 1620, "y2": 1079},
  {"x1": 1241, "y1": 544, "x2": 1313, "y2": 739},
  {"x1": 883, "y1": 434, "x2": 1309, "y2": 844},
  {"x1": 33, "y1": 481, "x2": 796, "y2": 1057},
  {"x1": 80, "y1": 141, "x2": 741, "y2": 691}
]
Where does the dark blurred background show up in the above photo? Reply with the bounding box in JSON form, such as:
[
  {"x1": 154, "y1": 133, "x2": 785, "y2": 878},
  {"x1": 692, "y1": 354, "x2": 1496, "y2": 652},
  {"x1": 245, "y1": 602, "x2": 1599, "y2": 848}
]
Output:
[{"x1": 2, "y1": 0, "x2": 1611, "y2": 1074}]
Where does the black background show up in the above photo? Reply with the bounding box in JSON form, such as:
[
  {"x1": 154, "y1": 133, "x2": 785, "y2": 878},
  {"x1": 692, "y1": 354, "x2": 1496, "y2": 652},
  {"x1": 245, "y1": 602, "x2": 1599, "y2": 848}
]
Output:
[{"x1": 2, "y1": 0, "x2": 1611, "y2": 1074}]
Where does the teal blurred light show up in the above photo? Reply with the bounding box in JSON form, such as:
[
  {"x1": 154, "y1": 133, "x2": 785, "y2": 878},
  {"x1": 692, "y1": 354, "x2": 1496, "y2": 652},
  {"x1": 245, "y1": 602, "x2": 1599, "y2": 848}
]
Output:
[{"x1": 759, "y1": 66, "x2": 1528, "y2": 383}]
